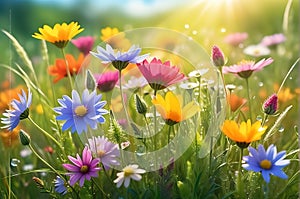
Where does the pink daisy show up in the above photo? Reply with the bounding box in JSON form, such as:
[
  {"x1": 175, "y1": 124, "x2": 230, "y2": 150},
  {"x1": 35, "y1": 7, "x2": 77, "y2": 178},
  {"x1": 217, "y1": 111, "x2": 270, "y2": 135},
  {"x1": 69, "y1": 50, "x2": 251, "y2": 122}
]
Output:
[
  {"x1": 94, "y1": 71, "x2": 119, "y2": 92},
  {"x1": 71, "y1": 36, "x2": 95, "y2": 55},
  {"x1": 137, "y1": 58, "x2": 186, "y2": 93},
  {"x1": 260, "y1": 33, "x2": 286, "y2": 47},
  {"x1": 222, "y1": 58, "x2": 273, "y2": 79},
  {"x1": 224, "y1": 32, "x2": 248, "y2": 46},
  {"x1": 63, "y1": 146, "x2": 101, "y2": 187}
]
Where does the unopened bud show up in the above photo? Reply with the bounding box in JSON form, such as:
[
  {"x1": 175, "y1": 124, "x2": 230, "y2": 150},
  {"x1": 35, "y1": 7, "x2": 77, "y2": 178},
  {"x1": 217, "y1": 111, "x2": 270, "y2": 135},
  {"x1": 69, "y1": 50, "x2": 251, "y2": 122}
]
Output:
[
  {"x1": 32, "y1": 177, "x2": 45, "y2": 189},
  {"x1": 19, "y1": 129, "x2": 30, "y2": 145},
  {"x1": 263, "y1": 94, "x2": 278, "y2": 115},
  {"x1": 135, "y1": 94, "x2": 147, "y2": 115},
  {"x1": 211, "y1": 45, "x2": 225, "y2": 67}
]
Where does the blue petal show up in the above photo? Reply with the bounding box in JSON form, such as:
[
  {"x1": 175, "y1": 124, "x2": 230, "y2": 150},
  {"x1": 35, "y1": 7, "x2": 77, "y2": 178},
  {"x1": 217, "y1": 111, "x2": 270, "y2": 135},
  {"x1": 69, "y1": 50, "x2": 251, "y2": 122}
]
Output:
[{"x1": 261, "y1": 170, "x2": 271, "y2": 183}]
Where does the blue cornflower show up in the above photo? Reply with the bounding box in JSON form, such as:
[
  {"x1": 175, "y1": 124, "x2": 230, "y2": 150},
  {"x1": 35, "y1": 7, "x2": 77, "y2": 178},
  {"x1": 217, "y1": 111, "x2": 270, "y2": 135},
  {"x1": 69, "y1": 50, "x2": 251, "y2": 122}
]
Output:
[
  {"x1": 242, "y1": 144, "x2": 290, "y2": 183},
  {"x1": 54, "y1": 89, "x2": 108, "y2": 134},
  {"x1": 90, "y1": 44, "x2": 149, "y2": 71},
  {"x1": 54, "y1": 176, "x2": 67, "y2": 195},
  {"x1": 1, "y1": 89, "x2": 32, "y2": 131}
]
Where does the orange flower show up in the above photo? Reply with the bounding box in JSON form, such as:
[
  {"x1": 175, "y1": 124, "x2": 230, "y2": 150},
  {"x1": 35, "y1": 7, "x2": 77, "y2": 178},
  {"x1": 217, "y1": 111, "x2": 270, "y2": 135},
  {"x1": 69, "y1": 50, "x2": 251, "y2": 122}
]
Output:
[
  {"x1": 152, "y1": 91, "x2": 200, "y2": 126},
  {"x1": 227, "y1": 93, "x2": 247, "y2": 112},
  {"x1": 0, "y1": 126, "x2": 21, "y2": 148},
  {"x1": 221, "y1": 119, "x2": 267, "y2": 148},
  {"x1": 0, "y1": 85, "x2": 24, "y2": 111},
  {"x1": 32, "y1": 22, "x2": 84, "y2": 48},
  {"x1": 48, "y1": 53, "x2": 84, "y2": 83}
]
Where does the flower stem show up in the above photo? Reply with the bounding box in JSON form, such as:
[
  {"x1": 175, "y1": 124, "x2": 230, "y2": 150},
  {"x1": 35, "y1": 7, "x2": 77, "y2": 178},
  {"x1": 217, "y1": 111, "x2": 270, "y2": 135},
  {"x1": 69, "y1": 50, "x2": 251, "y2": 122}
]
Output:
[
  {"x1": 61, "y1": 48, "x2": 74, "y2": 88},
  {"x1": 245, "y1": 78, "x2": 252, "y2": 121},
  {"x1": 153, "y1": 90, "x2": 157, "y2": 151},
  {"x1": 237, "y1": 147, "x2": 244, "y2": 197},
  {"x1": 28, "y1": 116, "x2": 64, "y2": 153}
]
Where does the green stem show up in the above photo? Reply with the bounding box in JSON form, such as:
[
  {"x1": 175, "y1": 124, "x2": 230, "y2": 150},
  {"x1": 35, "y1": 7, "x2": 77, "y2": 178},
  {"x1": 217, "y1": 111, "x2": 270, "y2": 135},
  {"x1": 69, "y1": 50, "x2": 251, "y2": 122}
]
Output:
[
  {"x1": 153, "y1": 90, "x2": 157, "y2": 151},
  {"x1": 245, "y1": 78, "x2": 252, "y2": 121},
  {"x1": 237, "y1": 148, "x2": 244, "y2": 196},
  {"x1": 143, "y1": 115, "x2": 151, "y2": 151},
  {"x1": 28, "y1": 116, "x2": 64, "y2": 153},
  {"x1": 61, "y1": 48, "x2": 74, "y2": 88}
]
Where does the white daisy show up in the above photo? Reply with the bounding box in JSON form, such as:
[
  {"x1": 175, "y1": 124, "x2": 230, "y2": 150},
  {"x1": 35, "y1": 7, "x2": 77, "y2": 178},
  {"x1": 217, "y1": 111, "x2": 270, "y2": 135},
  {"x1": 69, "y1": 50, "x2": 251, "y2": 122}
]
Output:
[{"x1": 113, "y1": 164, "x2": 146, "y2": 188}]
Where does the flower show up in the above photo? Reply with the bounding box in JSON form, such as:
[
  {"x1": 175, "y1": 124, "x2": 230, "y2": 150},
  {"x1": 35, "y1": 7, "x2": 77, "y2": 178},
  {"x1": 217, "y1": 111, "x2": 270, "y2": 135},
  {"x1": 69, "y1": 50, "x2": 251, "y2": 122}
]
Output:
[
  {"x1": 263, "y1": 93, "x2": 278, "y2": 115},
  {"x1": 242, "y1": 144, "x2": 290, "y2": 183},
  {"x1": 100, "y1": 27, "x2": 120, "y2": 41},
  {"x1": 0, "y1": 126, "x2": 20, "y2": 147},
  {"x1": 54, "y1": 176, "x2": 67, "y2": 195},
  {"x1": 137, "y1": 58, "x2": 186, "y2": 92},
  {"x1": 113, "y1": 164, "x2": 146, "y2": 188},
  {"x1": 54, "y1": 89, "x2": 108, "y2": 134},
  {"x1": 243, "y1": 45, "x2": 271, "y2": 57},
  {"x1": 48, "y1": 53, "x2": 85, "y2": 83},
  {"x1": 224, "y1": 32, "x2": 248, "y2": 46},
  {"x1": 122, "y1": 76, "x2": 148, "y2": 90},
  {"x1": 260, "y1": 33, "x2": 286, "y2": 46},
  {"x1": 152, "y1": 91, "x2": 200, "y2": 126},
  {"x1": 32, "y1": 22, "x2": 84, "y2": 48},
  {"x1": 188, "y1": 68, "x2": 209, "y2": 78},
  {"x1": 221, "y1": 119, "x2": 267, "y2": 148},
  {"x1": 0, "y1": 85, "x2": 24, "y2": 112},
  {"x1": 222, "y1": 58, "x2": 273, "y2": 79},
  {"x1": 1, "y1": 89, "x2": 32, "y2": 131},
  {"x1": 87, "y1": 136, "x2": 120, "y2": 170},
  {"x1": 71, "y1": 36, "x2": 95, "y2": 55},
  {"x1": 91, "y1": 44, "x2": 149, "y2": 71},
  {"x1": 211, "y1": 45, "x2": 226, "y2": 67},
  {"x1": 227, "y1": 93, "x2": 247, "y2": 112},
  {"x1": 94, "y1": 71, "x2": 119, "y2": 92},
  {"x1": 63, "y1": 146, "x2": 101, "y2": 187}
]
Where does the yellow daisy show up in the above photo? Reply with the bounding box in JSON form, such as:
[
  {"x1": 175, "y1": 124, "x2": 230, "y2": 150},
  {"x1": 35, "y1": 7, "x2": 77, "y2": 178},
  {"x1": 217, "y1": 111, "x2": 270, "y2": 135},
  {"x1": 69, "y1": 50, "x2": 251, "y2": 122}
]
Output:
[
  {"x1": 32, "y1": 22, "x2": 84, "y2": 48},
  {"x1": 152, "y1": 91, "x2": 200, "y2": 126},
  {"x1": 221, "y1": 119, "x2": 267, "y2": 148}
]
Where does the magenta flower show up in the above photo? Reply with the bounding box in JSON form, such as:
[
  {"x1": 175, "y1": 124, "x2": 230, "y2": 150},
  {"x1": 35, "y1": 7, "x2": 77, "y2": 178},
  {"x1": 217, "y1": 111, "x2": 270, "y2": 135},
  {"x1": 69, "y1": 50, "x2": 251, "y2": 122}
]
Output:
[
  {"x1": 260, "y1": 33, "x2": 286, "y2": 47},
  {"x1": 263, "y1": 93, "x2": 278, "y2": 115},
  {"x1": 63, "y1": 146, "x2": 101, "y2": 187},
  {"x1": 211, "y1": 45, "x2": 226, "y2": 67},
  {"x1": 94, "y1": 71, "x2": 119, "y2": 92},
  {"x1": 71, "y1": 36, "x2": 95, "y2": 55},
  {"x1": 222, "y1": 58, "x2": 273, "y2": 79},
  {"x1": 87, "y1": 136, "x2": 120, "y2": 170},
  {"x1": 224, "y1": 32, "x2": 248, "y2": 46},
  {"x1": 137, "y1": 58, "x2": 186, "y2": 92}
]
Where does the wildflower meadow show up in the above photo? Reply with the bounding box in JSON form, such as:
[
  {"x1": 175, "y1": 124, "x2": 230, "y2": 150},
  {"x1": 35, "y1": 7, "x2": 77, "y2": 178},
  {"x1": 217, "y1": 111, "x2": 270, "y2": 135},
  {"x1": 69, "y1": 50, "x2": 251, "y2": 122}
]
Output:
[{"x1": 0, "y1": 0, "x2": 299, "y2": 198}]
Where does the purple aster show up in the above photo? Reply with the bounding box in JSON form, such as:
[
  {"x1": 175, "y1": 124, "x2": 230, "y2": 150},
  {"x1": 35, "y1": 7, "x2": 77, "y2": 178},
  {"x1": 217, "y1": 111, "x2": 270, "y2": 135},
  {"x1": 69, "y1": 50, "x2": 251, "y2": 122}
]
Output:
[
  {"x1": 242, "y1": 144, "x2": 290, "y2": 183},
  {"x1": 1, "y1": 89, "x2": 32, "y2": 131},
  {"x1": 87, "y1": 136, "x2": 120, "y2": 170},
  {"x1": 54, "y1": 176, "x2": 67, "y2": 195},
  {"x1": 63, "y1": 146, "x2": 101, "y2": 187},
  {"x1": 94, "y1": 71, "x2": 119, "y2": 92},
  {"x1": 90, "y1": 44, "x2": 149, "y2": 71},
  {"x1": 71, "y1": 36, "x2": 95, "y2": 56},
  {"x1": 54, "y1": 89, "x2": 109, "y2": 134}
]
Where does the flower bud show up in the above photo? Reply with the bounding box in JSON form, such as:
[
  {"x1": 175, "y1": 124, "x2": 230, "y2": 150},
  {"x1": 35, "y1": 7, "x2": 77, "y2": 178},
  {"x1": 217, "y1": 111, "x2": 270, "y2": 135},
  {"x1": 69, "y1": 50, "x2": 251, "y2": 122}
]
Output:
[
  {"x1": 19, "y1": 129, "x2": 30, "y2": 145},
  {"x1": 135, "y1": 94, "x2": 147, "y2": 115},
  {"x1": 263, "y1": 94, "x2": 278, "y2": 115},
  {"x1": 86, "y1": 70, "x2": 96, "y2": 91},
  {"x1": 211, "y1": 45, "x2": 225, "y2": 67},
  {"x1": 32, "y1": 177, "x2": 45, "y2": 189}
]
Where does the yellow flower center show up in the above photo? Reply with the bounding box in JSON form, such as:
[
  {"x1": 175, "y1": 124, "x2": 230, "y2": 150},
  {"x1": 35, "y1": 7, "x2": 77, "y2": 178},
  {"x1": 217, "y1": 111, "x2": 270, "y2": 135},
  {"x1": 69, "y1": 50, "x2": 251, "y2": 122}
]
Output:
[
  {"x1": 75, "y1": 105, "x2": 87, "y2": 117},
  {"x1": 80, "y1": 165, "x2": 89, "y2": 173},
  {"x1": 97, "y1": 150, "x2": 106, "y2": 157},
  {"x1": 123, "y1": 167, "x2": 134, "y2": 177},
  {"x1": 260, "y1": 159, "x2": 272, "y2": 170}
]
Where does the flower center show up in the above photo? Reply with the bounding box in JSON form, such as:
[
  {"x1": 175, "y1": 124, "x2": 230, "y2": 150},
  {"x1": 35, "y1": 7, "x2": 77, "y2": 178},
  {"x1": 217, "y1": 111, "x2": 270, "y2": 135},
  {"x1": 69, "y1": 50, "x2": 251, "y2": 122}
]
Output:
[
  {"x1": 97, "y1": 150, "x2": 106, "y2": 157},
  {"x1": 260, "y1": 159, "x2": 272, "y2": 170},
  {"x1": 80, "y1": 165, "x2": 89, "y2": 173},
  {"x1": 123, "y1": 167, "x2": 134, "y2": 177},
  {"x1": 75, "y1": 105, "x2": 87, "y2": 117}
]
